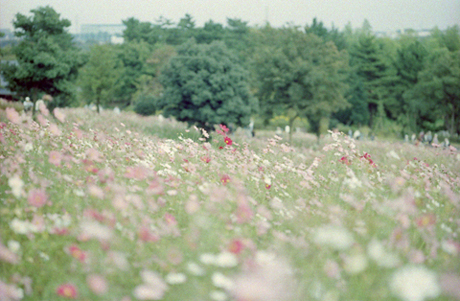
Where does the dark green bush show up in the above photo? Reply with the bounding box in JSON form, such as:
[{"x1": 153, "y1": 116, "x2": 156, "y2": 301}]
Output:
[{"x1": 134, "y1": 94, "x2": 156, "y2": 116}]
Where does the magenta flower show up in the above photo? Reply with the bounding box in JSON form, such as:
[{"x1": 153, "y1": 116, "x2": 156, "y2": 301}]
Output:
[{"x1": 56, "y1": 283, "x2": 78, "y2": 299}]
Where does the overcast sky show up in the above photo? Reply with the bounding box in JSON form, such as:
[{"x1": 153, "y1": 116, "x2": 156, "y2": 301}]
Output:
[{"x1": 1, "y1": 0, "x2": 459, "y2": 34}]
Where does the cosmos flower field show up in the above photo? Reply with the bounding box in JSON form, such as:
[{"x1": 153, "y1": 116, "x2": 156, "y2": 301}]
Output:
[{"x1": 1, "y1": 107, "x2": 460, "y2": 301}]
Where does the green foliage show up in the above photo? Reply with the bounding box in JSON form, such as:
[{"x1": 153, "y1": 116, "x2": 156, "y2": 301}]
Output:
[
  {"x1": 77, "y1": 44, "x2": 120, "y2": 113},
  {"x1": 349, "y1": 32, "x2": 398, "y2": 126},
  {"x1": 114, "y1": 41, "x2": 155, "y2": 105},
  {"x1": 409, "y1": 49, "x2": 460, "y2": 135},
  {"x1": 251, "y1": 25, "x2": 349, "y2": 139},
  {"x1": 0, "y1": 6, "x2": 82, "y2": 113},
  {"x1": 305, "y1": 18, "x2": 347, "y2": 51},
  {"x1": 134, "y1": 93, "x2": 156, "y2": 116},
  {"x1": 157, "y1": 40, "x2": 257, "y2": 132}
]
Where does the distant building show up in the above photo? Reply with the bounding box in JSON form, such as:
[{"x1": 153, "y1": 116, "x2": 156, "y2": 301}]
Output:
[
  {"x1": 375, "y1": 28, "x2": 432, "y2": 38},
  {"x1": 77, "y1": 24, "x2": 125, "y2": 44},
  {"x1": 80, "y1": 24, "x2": 125, "y2": 36},
  {"x1": 0, "y1": 28, "x2": 20, "y2": 47}
]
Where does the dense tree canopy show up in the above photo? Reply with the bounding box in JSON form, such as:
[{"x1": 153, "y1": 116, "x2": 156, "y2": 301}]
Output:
[
  {"x1": 157, "y1": 40, "x2": 258, "y2": 132},
  {"x1": 3, "y1": 5, "x2": 460, "y2": 138},
  {"x1": 78, "y1": 45, "x2": 120, "y2": 113},
  {"x1": 1, "y1": 6, "x2": 82, "y2": 114},
  {"x1": 251, "y1": 26, "x2": 349, "y2": 139}
]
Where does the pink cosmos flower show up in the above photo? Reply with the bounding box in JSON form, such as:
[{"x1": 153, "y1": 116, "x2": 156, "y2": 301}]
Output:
[
  {"x1": 124, "y1": 166, "x2": 148, "y2": 180},
  {"x1": 0, "y1": 242, "x2": 19, "y2": 264},
  {"x1": 0, "y1": 280, "x2": 23, "y2": 300},
  {"x1": 68, "y1": 244, "x2": 87, "y2": 263},
  {"x1": 164, "y1": 213, "x2": 177, "y2": 226},
  {"x1": 415, "y1": 214, "x2": 436, "y2": 228},
  {"x1": 200, "y1": 156, "x2": 211, "y2": 163},
  {"x1": 53, "y1": 108, "x2": 66, "y2": 123},
  {"x1": 138, "y1": 226, "x2": 159, "y2": 242},
  {"x1": 56, "y1": 283, "x2": 78, "y2": 299},
  {"x1": 49, "y1": 151, "x2": 62, "y2": 167},
  {"x1": 5, "y1": 107, "x2": 20, "y2": 124},
  {"x1": 27, "y1": 189, "x2": 48, "y2": 208},
  {"x1": 49, "y1": 123, "x2": 61, "y2": 136},
  {"x1": 87, "y1": 274, "x2": 108, "y2": 295},
  {"x1": 220, "y1": 124, "x2": 229, "y2": 133},
  {"x1": 85, "y1": 148, "x2": 103, "y2": 162},
  {"x1": 236, "y1": 201, "x2": 254, "y2": 224},
  {"x1": 221, "y1": 174, "x2": 230, "y2": 186}
]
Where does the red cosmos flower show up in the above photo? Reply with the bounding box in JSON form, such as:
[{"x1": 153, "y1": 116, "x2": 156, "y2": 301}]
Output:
[
  {"x1": 265, "y1": 184, "x2": 271, "y2": 189},
  {"x1": 360, "y1": 153, "x2": 376, "y2": 167},
  {"x1": 68, "y1": 244, "x2": 87, "y2": 263},
  {"x1": 229, "y1": 239, "x2": 244, "y2": 254},
  {"x1": 224, "y1": 136, "x2": 233, "y2": 146},
  {"x1": 221, "y1": 174, "x2": 230, "y2": 185},
  {"x1": 56, "y1": 283, "x2": 78, "y2": 299},
  {"x1": 339, "y1": 156, "x2": 351, "y2": 166}
]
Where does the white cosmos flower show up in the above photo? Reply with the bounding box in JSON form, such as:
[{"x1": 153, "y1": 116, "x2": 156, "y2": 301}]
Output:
[
  {"x1": 389, "y1": 265, "x2": 440, "y2": 301},
  {"x1": 343, "y1": 253, "x2": 368, "y2": 274},
  {"x1": 8, "y1": 176, "x2": 24, "y2": 199},
  {"x1": 210, "y1": 290, "x2": 228, "y2": 301},
  {"x1": 187, "y1": 262, "x2": 205, "y2": 276},
  {"x1": 165, "y1": 273, "x2": 187, "y2": 284},
  {"x1": 200, "y1": 253, "x2": 216, "y2": 265},
  {"x1": 212, "y1": 272, "x2": 234, "y2": 290},
  {"x1": 313, "y1": 225, "x2": 354, "y2": 251},
  {"x1": 216, "y1": 252, "x2": 238, "y2": 268},
  {"x1": 367, "y1": 239, "x2": 401, "y2": 268}
]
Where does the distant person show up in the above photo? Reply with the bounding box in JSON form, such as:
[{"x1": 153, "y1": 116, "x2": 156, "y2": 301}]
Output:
[
  {"x1": 411, "y1": 133, "x2": 416, "y2": 144},
  {"x1": 404, "y1": 134, "x2": 409, "y2": 143},
  {"x1": 348, "y1": 129, "x2": 353, "y2": 138},
  {"x1": 23, "y1": 97, "x2": 33, "y2": 112},
  {"x1": 275, "y1": 127, "x2": 282, "y2": 136},
  {"x1": 418, "y1": 131, "x2": 425, "y2": 143},
  {"x1": 432, "y1": 134, "x2": 439, "y2": 146},
  {"x1": 425, "y1": 131, "x2": 432, "y2": 144},
  {"x1": 443, "y1": 138, "x2": 450, "y2": 148},
  {"x1": 113, "y1": 107, "x2": 121, "y2": 114},
  {"x1": 353, "y1": 130, "x2": 361, "y2": 140}
]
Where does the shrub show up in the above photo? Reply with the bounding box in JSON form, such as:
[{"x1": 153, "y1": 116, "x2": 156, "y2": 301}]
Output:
[{"x1": 134, "y1": 94, "x2": 156, "y2": 116}]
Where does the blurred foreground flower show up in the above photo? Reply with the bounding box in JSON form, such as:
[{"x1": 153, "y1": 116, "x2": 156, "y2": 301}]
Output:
[
  {"x1": 133, "y1": 270, "x2": 168, "y2": 300},
  {"x1": 56, "y1": 283, "x2": 78, "y2": 299},
  {"x1": 389, "y1": 265, "x2": 440, "y2": 301},
  {"x1": 8, "y1": 176, "x2": 24, "y2": 199},
  {"x1": 229, "y1": 251, "x2": 295, "y2": 301},
  {"x1": 313, "y1": 225, "x2": 354, "y2": 251},
  {"x1": 0, "y1": 280, "x2": 23, "y2": 301}
]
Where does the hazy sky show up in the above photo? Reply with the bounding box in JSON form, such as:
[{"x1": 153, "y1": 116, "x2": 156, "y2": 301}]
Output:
[{"x1": 1, "y1": 0, "x2": 459, "y2": 34}]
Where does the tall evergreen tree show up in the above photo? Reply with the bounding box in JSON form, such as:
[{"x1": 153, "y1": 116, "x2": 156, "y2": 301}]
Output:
[
  {"x1": 252, "y1": 26, "x2": 349, "y2": 140},
  {"x1": 1, "y1": 6, "x2": 82, "y2": 115}
]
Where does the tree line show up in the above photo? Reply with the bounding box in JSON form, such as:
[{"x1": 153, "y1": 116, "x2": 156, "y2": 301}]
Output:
[{"x1": 1, "y1": 6, "x2": 459, "y2": 138}]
